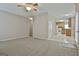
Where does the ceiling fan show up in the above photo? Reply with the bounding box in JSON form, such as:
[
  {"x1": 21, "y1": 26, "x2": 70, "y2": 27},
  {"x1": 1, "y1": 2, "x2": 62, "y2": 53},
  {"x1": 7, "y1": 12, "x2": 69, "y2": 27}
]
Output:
[{"x1": 17, "y1": 3, "x2": 38, "y2": 12}]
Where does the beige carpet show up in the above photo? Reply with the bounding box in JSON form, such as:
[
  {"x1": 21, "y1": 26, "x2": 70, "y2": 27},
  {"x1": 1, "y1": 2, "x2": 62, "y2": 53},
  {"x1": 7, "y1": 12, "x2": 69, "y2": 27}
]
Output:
[{"x1": 0, "y1": 37, "x2": 78, "y2": 56}]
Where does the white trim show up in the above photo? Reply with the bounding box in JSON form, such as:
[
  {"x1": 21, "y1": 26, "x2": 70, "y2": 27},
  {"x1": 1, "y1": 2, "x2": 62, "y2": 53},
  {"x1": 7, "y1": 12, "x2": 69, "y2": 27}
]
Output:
[
  {"x1": 0, "y1": 36, "x2": 29, "y2": 41},
  {"x1": 75, "y1": 12, "x2": 79, "y2": 49},
  {"x1": 33, "y1": 36, "x2": 48, "y2": 40},
  {"x1": 75, "y1": 12, "x2": 78, "y2": 43},
  {"x1": 0, "y1": 9, "x2": 27, "y2": 18}
]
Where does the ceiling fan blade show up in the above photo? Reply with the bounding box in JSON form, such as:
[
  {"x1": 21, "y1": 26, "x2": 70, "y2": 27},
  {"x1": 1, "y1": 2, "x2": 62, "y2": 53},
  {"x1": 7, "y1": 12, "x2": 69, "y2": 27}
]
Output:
[
  {"x1": 33, "y1": 3, "x2": 38, "y2": 6},
  {"x1": 17, "y1": 3, "x2": 38, "y2": 11}
]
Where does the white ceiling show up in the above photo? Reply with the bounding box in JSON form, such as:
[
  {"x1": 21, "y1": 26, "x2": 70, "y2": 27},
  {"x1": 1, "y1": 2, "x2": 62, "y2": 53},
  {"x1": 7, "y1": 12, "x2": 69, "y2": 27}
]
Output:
[
  {"x1": 0, "y1": 3, "x2": 75, "y2": 18},
  {"x1": 41, "y1": 3, "x2": 75, "y2": 19}
]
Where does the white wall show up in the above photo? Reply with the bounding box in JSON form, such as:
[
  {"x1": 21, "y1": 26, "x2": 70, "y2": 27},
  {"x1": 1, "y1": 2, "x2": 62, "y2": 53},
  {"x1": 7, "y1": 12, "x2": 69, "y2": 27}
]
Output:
[
  {"x1": 33, "y1": 13, "x2": 48, "y2": 39},
  {"x1": 33, "y1": 12, "x2": 56, "y2": 40},
  {"x1": 48, "y1": 14, "x2": 57, "y2": 39},
  {"x1": 0, "y1": 10, "x2": 30, "y2": 40}
]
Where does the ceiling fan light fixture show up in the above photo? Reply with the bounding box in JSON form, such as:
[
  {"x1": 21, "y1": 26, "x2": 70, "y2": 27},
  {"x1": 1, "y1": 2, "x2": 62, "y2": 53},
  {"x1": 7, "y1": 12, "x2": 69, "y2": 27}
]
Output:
[
  {"x1": 17, "y1": 3, "x2": 38, "y2": 12},
  {"x1": 26, "y1": 7, "x2": 32, "y2": 11}
]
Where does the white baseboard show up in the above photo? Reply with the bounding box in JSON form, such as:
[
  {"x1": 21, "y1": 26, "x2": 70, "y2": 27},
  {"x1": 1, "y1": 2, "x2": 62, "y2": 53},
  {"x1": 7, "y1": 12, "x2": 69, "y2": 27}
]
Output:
[
  {"x1": 0, "y1": 36, "x2": 29, "y2": 41},
  {"x1": 33, "y1": 36, "x2": 48, "y2": 40}
]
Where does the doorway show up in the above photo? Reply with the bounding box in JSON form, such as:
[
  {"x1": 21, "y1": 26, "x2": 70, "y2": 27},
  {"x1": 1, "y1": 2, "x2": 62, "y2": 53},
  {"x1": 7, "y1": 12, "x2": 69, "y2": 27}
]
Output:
[
  {"x1": 55, "y1": 17, "x2": 75, "y2": 41},
  {"x1": 29, "y1": 17, "x2": 33, "y2": 37}
]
